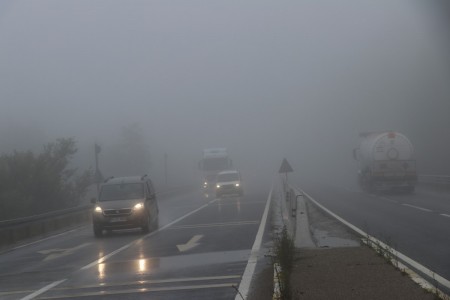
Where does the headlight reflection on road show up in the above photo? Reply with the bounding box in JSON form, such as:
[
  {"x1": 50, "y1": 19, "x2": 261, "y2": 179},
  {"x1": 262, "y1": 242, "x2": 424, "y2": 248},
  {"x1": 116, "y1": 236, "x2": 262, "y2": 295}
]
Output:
[
  {"x1": 136, "y1": 251, "x2": 148, "y2": 274},
  {"x1": 98, "y1": 263, "x2": 105, "y2": 280},
  {"x1": 138, "y1": 259, "x2": 147, "y2": 273},
  {"x1": 97, "y1": 251, "x2": 106, "y2": 280}
]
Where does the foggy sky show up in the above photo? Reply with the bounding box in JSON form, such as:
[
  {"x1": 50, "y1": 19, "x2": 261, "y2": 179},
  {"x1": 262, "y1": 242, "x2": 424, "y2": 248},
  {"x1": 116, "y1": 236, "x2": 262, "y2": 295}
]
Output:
[{"x1": 1, "y1": 0, "x2": 450, "y2": 186}]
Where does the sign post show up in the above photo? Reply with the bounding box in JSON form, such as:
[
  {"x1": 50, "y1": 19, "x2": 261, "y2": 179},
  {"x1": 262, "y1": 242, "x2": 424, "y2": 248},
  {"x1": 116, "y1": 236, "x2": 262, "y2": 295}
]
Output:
[
  {"x1": 278, "y1": 158, "x2": 294, "y2": 196},
  {"x1": 94, "y1": 143, "x2": 103, "y2": 194}
]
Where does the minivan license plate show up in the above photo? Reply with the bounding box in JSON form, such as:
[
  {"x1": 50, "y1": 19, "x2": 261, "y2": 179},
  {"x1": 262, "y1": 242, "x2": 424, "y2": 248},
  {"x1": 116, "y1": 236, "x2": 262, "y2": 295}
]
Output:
[{"x1": 110, "y1": 217, "x2": 126, "y2": 222}]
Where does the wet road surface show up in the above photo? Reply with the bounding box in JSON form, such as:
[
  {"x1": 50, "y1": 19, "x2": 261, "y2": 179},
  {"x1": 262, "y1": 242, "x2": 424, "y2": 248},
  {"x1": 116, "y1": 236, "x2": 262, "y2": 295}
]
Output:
[{"x1": 0, "y1": 187, "x2": 271, "y2": 299}]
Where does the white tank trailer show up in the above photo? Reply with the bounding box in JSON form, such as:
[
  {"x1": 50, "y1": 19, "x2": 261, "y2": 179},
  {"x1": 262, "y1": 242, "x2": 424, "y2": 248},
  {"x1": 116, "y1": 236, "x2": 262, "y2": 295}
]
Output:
[{"x1": 353, "y1": 131, "x2": 417, "y2": 193}]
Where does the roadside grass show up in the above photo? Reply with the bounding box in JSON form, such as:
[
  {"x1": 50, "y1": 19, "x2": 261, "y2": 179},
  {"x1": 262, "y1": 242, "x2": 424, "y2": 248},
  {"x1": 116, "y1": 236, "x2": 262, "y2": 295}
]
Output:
[{"x1": 272, "y1": 225, "x2": 295, "y2": 300}]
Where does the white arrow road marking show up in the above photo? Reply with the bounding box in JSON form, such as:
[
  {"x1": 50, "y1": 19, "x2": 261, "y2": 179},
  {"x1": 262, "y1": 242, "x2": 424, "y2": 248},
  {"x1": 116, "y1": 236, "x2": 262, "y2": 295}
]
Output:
[
  {"x1": 176, "y1": 235, "x2": 203, "y2": 252},
  {"x1": 38, "y1": 243, "x2": 90, "y2": 261}
]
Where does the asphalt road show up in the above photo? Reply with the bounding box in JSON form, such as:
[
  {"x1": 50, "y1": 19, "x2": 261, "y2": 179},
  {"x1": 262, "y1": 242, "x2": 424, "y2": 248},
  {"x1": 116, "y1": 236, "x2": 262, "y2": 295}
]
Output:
[
  {"x1": 297, "y1": 180, "x2": 450, "y2": 283},
  {"x1": 0, "y1": 186, "x2": 271, "y2": 300}
]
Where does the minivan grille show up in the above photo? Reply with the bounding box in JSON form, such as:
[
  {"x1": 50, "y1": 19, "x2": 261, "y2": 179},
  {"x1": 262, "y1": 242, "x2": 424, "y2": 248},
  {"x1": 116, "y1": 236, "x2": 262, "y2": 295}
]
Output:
[{"x1": 103, "y1": 208, "x2": 132, "y2": 216}]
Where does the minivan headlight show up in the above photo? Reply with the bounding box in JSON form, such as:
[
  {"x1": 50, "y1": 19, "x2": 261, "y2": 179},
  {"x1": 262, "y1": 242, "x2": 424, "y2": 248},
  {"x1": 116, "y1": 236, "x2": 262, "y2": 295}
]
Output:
[
  {"x1": 216, "y1": 184, "x2": 221, "y2": 188},
  {"x1": 134, "y1": 203, "x2": 144, "y2": 210},
  {"x1": 235, "y1": 183, "x2": 240, "y2": 187},
  {"x1": 94, "y1": 206, "x2": 102, "y2": 213}
]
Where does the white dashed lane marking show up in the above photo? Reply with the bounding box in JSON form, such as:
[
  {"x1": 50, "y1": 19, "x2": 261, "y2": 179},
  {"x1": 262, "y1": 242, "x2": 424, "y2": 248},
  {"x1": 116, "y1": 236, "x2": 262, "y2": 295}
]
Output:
[{"x1": 402, "y1": 204, "x2": 432, "y2": 212}]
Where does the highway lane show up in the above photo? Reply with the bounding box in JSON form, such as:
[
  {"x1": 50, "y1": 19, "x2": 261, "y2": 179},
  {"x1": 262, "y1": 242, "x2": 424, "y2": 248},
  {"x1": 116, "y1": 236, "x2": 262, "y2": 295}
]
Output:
[
  {"x1": 0, "y1": 186, "x2": 271, "y2": 299},
  {"x1": 298, "y1": 180, "x2": 450, "y2": 282}
]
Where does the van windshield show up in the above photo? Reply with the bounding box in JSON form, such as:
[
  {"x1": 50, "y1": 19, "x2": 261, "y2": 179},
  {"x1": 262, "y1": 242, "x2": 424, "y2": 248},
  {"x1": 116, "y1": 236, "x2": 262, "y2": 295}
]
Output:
[
  {"x1": 217, "y1": 173, "x2": 239, "y2": 182},
  {"x1": 99, "y1": 183, "x2": 144, "y2": 201}
]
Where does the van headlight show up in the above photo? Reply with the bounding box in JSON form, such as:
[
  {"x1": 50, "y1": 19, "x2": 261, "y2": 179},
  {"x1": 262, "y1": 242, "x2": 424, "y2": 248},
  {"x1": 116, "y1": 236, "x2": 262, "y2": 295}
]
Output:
[
  {"x1": 94, "y1": 206, "x2": 102, "y2": 213},
  {"x1": 134, "y1": 203, "x2": 144, "y2": 210}
]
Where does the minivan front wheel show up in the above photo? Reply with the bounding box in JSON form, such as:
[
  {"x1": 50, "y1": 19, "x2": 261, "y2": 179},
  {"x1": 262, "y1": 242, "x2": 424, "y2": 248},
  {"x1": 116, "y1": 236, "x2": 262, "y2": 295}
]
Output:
[
  {"x1": 152, "y1": 215, "x2": 159, "y2": 231},
  {"x1": 142, "y1": 215, "x2": 151, "y2": 233},
  {"x1": 93, "y1": 224, "x2": 103, "y2": 238}
]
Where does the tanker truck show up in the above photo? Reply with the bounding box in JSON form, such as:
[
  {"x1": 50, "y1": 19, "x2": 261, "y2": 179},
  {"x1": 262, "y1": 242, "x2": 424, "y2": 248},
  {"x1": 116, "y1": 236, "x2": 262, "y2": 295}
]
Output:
[{"x1": 353, "y1": 131, "x2": 417, "y2": 193}]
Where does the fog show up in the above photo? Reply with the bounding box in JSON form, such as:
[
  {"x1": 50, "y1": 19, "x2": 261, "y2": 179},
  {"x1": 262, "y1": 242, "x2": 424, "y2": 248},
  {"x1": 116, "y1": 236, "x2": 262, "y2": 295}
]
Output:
[{"x1": 1, "y1": 0, "x2": 449, "y2": 188}]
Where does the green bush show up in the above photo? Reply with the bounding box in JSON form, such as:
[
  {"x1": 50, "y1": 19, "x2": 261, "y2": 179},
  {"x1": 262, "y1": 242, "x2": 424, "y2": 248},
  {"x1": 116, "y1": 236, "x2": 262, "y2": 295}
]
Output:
[{"x1": 0, "y1": 138, "x2": 93, "y2": 220}]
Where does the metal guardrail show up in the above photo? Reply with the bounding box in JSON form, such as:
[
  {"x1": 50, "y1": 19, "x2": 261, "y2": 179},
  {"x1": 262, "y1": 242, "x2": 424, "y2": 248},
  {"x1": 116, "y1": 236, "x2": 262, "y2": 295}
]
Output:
[
  {"x1": 0, "y1": 204, "x2": 93, "y2": 249},
  {"x1": 0, "y1": 204, "x2": 92, "y2": 229}
]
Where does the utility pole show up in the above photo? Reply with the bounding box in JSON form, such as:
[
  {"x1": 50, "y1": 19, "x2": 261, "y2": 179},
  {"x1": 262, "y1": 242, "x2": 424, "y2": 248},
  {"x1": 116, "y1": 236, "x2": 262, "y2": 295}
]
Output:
[{"x1": 94, "y1": 143, "x2": 102, "y2": 194}]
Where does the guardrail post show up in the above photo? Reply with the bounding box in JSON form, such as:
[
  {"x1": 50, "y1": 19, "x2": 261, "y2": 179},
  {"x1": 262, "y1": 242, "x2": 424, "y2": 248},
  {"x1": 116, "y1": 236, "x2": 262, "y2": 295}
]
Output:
[{"x1": 291, "y1": 194, "x2": 300, "y2": 217}]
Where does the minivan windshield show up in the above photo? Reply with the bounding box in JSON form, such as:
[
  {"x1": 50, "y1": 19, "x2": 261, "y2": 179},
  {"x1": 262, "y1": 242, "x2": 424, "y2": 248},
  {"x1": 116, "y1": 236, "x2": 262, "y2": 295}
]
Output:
[
  {"x1": 217, "y1": 173, "x2": 240, "y2": 182},
  {"x1": 99, "y1": 183, "x2": 144, "y2": 201}
]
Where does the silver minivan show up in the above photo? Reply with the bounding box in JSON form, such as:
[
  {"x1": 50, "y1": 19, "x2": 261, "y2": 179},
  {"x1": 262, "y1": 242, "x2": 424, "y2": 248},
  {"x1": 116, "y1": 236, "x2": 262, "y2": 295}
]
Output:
[{"x1": 91, "y1": 175, "x2": 159, "y2": 237}]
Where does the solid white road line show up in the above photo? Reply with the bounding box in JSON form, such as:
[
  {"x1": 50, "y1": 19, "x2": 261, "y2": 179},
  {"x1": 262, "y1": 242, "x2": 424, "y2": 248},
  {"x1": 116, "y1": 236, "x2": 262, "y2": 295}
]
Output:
[
  {"x1": 40, "y1": 283, "x2": 238, "y2": 299},
  {"x1": 234, "y1": 182, "x2": 273, "y2": 300},
  {"x1": 52, "y1": 275, "x2": 242, "y2": 291},
  {"x1": 169, "y1": 220, "x2": 259, "y2": 230},
  {"x1": 20, "y1": 279, "x2": 66, "y2": 300},
  {"x1": 440, "y1": 214, "x2": 450, "y2": 218}
]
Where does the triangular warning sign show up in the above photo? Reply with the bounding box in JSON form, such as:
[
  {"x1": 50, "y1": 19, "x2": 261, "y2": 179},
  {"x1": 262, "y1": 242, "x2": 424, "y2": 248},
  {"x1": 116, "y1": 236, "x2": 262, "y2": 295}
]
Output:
[{"x1": 278, "y1": 158, "x2": 293, "y2": 173}]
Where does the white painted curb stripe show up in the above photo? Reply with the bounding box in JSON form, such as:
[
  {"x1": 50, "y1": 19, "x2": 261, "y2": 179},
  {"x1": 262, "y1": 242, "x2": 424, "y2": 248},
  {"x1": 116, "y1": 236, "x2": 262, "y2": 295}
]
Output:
[
  {"x1": 272, "y1": 263, "x2": 281, "y2": 300},
  {"x1": 235, "y1": 183, "x2": 273, "y2": 300}
]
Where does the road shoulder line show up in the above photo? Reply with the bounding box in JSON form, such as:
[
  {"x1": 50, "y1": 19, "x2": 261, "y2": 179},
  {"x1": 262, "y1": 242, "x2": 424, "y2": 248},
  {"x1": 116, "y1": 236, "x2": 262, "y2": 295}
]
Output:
[{"x1": 234, "y1": 182, "x2": 273, "y2": 300}]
